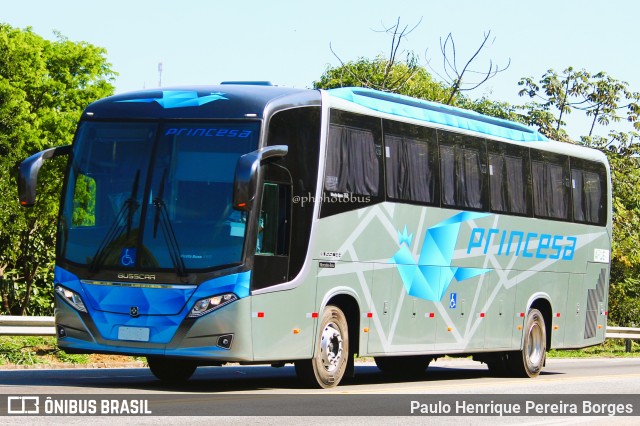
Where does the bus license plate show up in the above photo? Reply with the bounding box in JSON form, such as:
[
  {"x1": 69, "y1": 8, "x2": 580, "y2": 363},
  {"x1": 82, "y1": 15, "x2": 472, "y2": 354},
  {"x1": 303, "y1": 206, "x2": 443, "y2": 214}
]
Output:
[{"x1": 117, "y1": 326, "x2": 150, "y2": 342}]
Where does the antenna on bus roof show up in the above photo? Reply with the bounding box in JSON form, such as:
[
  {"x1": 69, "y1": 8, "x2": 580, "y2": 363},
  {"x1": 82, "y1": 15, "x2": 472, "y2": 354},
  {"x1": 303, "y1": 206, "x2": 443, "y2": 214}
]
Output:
[{"x1": 220, "y1": 81, "x2": 273, "y2": 86}]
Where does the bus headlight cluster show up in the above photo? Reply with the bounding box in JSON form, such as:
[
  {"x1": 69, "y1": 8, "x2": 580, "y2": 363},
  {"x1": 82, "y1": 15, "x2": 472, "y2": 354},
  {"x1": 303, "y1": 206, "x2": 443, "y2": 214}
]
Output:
[
  {"x1": 189, "y1": 293, "x2": 237, "y2": 318},
  {"x1": 54, "y1": 285, "x2": 87, "y2": 313}
]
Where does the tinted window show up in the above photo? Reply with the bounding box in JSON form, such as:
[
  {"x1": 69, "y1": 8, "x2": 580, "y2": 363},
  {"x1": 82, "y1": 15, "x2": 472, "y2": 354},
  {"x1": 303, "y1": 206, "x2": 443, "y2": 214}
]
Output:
[
  {"x1": 531, "y1": 151, "x2": 570, "y2": 220},
  {"x1": 488, "y1": 142, "x2": 530, "y2": 215},
  {"x1": 321, "y1": 110, "x2": 382, "y2": 217},
  {"x1": 266, "y1": 106, "x2": 321, "y2": 279},
  {"x1": 60, "y1": 121, "x2": 260, "y2": 272},
  {"x1": 384, "y1": 120, "x2": 438, "y2": 205},
  {"x1": 439, "y1": 132, "x2": 487, "y2": 210},
  {"x1": 571, "y1": 158, "x2": 607, "y2": 225},
  {"x1": 325, "y1": 125, "x2": 379, "y2": 195}
]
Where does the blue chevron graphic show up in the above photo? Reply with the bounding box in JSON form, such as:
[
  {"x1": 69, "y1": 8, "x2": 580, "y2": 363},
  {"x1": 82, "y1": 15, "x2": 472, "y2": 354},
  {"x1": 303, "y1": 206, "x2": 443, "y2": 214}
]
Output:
[
  {"x1": 392, "y1": 212, "x2": 492, "y2": 301},
  {"x1": 116, "y1": 90, "x2": 228, "y2": 109}
]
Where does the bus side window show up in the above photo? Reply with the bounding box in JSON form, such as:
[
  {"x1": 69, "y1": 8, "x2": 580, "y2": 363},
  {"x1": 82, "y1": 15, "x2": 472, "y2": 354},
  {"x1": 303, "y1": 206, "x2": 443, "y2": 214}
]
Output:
[
  {"x1": 439, "y1": 134, "x2": 488, "y2": 211},
  {"x1": 256, "y1": 182, "x2": 291, "y2": 256},
  {"x1": 531, "y1": 151, "x2": 570, "y2": 221},
  {"x1": 570, "y1": 159, "x2": 606, "y2": 226}
]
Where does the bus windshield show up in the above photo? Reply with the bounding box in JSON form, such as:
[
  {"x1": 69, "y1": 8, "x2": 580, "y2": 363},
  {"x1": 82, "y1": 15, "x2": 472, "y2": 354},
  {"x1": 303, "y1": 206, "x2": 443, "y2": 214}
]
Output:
[{"x1": 59, "y1": 121, "x2": 260, "y2": 272}]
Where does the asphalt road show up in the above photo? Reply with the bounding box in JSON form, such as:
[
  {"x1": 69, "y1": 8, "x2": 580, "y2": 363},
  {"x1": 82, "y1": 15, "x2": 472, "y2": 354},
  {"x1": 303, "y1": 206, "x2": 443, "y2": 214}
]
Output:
[
  {"x1": 1, "y1": 357, "x2": 640, "y2": 394},
  {"x1": 1, "y1": 357, "x2": 639, "y2": 425}
]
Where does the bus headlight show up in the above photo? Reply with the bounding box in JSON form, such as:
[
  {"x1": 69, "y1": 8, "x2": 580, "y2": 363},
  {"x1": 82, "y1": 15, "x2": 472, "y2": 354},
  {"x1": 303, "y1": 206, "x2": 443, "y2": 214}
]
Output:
[
  {"x1": 55, "y1": 285, "x2": 87, "y2": 313},
  {"x1": 188, "y1": 293, "x2": 237, "y2": 318}
]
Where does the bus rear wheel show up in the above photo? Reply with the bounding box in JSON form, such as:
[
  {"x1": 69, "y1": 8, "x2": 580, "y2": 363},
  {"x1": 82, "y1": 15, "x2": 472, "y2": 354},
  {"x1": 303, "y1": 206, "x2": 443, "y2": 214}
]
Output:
[
  {"x1": 147, "y1": 357, "x2": 197, "y2": 383},
  {"x1": 374, "y1": 355, "x2": 432, "y2": 376},
  {"x1": 509, "y1": 308, "x2": 546, "y2": 378},
  {"x1": 295, "y1": 305, "x2": 349, "y2": 388}
]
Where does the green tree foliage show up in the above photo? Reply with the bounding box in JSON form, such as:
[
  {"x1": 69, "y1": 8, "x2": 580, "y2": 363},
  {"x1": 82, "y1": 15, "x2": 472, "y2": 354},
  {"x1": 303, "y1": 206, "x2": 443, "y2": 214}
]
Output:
[
  {"x1": 71, "y1": 174, "x2": 96, "y2": 227},
  {"x1": 0, "y1": 24, "x2": 115, "y2": 315},
  {"x1": 518, "y1": 67, "x2": 640, "y2": 141},
  {"x1": 519, "y1": 68, "x2": 640, "y2": 326},
  {"x1": 314, "y1": 55, "x2": 451, "y2": 102}
]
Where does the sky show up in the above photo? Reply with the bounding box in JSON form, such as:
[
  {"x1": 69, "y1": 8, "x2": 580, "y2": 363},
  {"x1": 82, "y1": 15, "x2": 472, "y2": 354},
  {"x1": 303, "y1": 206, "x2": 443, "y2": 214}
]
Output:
[{"x1": 3, "y1": 0, "x2": 639, "y2": 137}]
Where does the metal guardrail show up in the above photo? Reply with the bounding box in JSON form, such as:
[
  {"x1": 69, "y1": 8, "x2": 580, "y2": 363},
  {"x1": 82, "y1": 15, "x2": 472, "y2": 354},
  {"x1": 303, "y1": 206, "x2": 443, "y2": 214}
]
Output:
[
  {"x1": 606, "y1": 326, "x2": 640, "y2": 352},
  {"x1": 1, "y1": 316, "x2": 639, "y2": 342},
  {"x1": 0, "y1": 316, "x2": 56, "y2": 336},
  {"x1": 605, "y1": 326, "x2": 640, "y2": 340}
]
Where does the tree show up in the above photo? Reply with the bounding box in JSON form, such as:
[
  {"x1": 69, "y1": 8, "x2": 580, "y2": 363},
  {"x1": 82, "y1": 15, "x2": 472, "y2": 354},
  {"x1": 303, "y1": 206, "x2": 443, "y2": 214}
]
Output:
[
  {"x1": 314, "y1": 56, "x2": 451, "y2": 102},
  {"x1": 517, "y1": 67, "x2": 640, "y2": 141},
  {"x1": 319, "y1": 18, "x2": 510, "y2": 108},
  {"x1": 427, "y1": 31, "x2": 511, "y2": 105},
  {"x1": 0, "y1": 24, "x2": 116, "y2": 315}
]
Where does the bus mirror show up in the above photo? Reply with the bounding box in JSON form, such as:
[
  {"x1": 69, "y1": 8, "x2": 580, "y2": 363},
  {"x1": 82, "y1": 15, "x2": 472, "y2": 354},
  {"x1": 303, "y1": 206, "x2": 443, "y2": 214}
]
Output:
[
  {"x1": 233, "y1": 145, "x2": 288, "y2": 211},
  {"x1": 18, "y1": 145, "x2": 71, "y2": 207}
]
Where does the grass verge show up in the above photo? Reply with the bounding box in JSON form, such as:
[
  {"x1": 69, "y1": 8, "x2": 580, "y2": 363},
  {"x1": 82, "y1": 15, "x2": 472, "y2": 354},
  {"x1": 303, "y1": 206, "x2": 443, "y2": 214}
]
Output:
[
  {"x1": 0, "y1": 336, "x2": 144, "y2": 367},
  {"x1": 548, "y1": 338, "x2": 640, "y2": 358}
]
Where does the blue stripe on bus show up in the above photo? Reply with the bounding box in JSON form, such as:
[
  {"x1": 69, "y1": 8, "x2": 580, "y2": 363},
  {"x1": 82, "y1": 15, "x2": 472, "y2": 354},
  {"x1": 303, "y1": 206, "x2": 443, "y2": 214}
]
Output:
[{"x1": 328, "y1": 87, "x2": 548, "y2": 143}]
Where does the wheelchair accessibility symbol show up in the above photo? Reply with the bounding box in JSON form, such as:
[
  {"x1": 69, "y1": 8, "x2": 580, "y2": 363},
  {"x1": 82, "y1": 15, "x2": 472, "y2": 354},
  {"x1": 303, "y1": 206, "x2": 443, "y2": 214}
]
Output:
[
  {"x1": 449, "y1": 293, "x2": 457, "y2": 309},
  {"x1": 120, "y1": 248, "x2": 136, "y2": 266}
]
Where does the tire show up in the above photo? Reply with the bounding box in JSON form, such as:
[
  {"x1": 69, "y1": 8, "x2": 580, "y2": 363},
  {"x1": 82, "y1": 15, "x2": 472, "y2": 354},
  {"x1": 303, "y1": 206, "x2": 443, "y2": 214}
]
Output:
[
  {"x1": 295, "y1": 305, "x2": 349, "y2": 388},
  {"x1": 509, "y1": 308, "x2": 546, "y2": 378},
  {"x1": 147, "y1": 357, "x2": 197, "y2": 383},
  {"x1": 374, "y1": 355, "x2": 432, "y2": 376}
]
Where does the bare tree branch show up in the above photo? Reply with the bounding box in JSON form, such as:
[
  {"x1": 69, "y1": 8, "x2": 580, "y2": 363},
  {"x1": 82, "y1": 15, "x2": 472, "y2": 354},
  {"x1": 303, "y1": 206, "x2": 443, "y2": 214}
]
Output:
[
  {"x1": 426, "y1": 30, "x2": 511, "y2": 104},
  {"x1": 328, "y1": 17, "x2": 424, "y2": 92},
  {"x1": 326, "y1": 18, "x2": 509, "y2": 101}
]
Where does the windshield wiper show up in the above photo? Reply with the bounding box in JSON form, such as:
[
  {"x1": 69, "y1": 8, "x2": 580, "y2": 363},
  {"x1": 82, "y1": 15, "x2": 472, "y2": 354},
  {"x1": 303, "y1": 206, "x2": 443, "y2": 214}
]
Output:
[
  {"x1": 89, "y1": 170, "x2": 140, "y2": 273},
  {"x1": 152, "y1": 169, "x2": 187, "y2": 277}
]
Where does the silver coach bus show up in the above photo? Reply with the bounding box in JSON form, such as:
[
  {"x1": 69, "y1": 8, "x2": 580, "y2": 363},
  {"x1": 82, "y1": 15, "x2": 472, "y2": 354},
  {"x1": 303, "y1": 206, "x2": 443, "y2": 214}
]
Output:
[{"x1": 19, "y1": 84, "x2": 611, "y2": 388}]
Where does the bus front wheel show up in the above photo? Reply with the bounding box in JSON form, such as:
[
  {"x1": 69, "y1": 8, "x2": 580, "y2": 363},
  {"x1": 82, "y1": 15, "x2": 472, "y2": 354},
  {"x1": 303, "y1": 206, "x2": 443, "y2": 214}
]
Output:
[
  {"x1": 295, "y1": 305, "x2": 349, "y2": 388},
  {"x1": 147, "y1": 357, "x2": 197, "y2": 383}
]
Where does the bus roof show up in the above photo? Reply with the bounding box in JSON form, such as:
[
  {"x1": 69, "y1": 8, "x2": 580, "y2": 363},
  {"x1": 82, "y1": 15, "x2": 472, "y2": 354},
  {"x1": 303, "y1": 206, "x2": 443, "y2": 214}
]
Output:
[
  {"x1": 82, "y1": 85, "x2": 315, "y2": 120},
  {"x1": 327, "y1": 87, "x2": 548, "y2": 143}
]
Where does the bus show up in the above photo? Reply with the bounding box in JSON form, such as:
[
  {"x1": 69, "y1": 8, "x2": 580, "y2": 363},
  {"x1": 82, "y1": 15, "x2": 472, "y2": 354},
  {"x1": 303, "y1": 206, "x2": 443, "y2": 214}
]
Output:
[{"x1": 18, "y1": 83, "x2": 611, "y2": 388}]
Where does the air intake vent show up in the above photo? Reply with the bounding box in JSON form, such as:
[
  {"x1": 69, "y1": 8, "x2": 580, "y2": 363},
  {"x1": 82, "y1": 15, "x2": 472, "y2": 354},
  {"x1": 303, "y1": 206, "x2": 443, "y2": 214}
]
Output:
[{"x1": 584, "y1": 268, "x2": 607, "y2": 339}]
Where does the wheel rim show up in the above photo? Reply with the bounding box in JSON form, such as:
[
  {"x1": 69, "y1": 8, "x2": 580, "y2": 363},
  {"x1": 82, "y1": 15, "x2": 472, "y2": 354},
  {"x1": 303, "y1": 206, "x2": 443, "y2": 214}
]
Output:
[
  {"x1": 526, "y1": 320, "x2": 544, "y2": 367},
  {"x1": 320, "y1": 321, "x2": 343, "y2": 373}
]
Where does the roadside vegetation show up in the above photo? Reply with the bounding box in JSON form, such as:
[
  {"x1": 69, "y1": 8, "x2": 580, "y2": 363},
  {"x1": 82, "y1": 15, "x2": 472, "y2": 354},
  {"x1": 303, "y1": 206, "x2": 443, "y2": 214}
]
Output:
[
  {"x1": 0, "y1": 336, "x2": 143, "y2": 367},
  {"x1": 548, "y1": 339, "x2": 640, "y2": 358}
]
